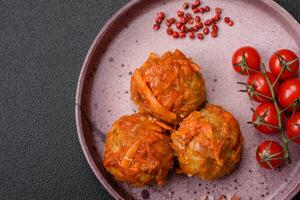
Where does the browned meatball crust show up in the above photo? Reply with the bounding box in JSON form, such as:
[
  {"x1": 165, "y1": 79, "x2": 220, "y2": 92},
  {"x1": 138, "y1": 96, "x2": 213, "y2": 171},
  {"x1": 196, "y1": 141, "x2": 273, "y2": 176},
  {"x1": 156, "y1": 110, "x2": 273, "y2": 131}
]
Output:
[
  {"x1": 131, "y1": 50, "x2": 206, "y2": 125},
  {"x1": 171, "y1": 104, "x2": 243, "y2": 180},
  {"x1": 103, "y1": 113, "x2": 174, "y2": 187}
]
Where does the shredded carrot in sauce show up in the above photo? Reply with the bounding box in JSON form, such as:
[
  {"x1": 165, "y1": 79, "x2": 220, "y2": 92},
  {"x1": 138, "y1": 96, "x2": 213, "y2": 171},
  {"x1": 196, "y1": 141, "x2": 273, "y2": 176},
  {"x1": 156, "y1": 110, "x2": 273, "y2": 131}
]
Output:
[
  {"x1": 132, "y1": 69, "x2": 177, "y2": 123},
  {"x1": 120, "y1": 141, "x2": 140, "y2": 169},
  {"x1": 103, "y1": 113, "x2": 173, "y2": 187},
  {"x1": 131, "y1": 49, "x2": 206, "y2": 125},
  {"x1": 170, "y1": 105, "x2": 244, "y2": 180}
]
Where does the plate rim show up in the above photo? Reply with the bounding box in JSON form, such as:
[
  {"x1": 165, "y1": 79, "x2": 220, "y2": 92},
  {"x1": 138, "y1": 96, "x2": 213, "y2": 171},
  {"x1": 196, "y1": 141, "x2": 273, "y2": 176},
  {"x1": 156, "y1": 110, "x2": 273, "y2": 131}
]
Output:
[{"x1": 75, "y1": 1, "x2": 300, "y2": 200}]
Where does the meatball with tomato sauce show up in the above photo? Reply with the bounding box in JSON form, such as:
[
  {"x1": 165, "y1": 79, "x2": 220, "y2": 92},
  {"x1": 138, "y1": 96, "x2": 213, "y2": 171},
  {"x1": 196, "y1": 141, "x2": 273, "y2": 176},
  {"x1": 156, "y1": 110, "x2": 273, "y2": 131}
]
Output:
[
  {"x1": 171, "y1": 104, "x2": 243, "y2": 180},
  {"x1": 131, "y1": 50, "x2": 206, "y2": 125},
  {"x1": 103, "y1": 113, "x2": 174, "y2": 187}
]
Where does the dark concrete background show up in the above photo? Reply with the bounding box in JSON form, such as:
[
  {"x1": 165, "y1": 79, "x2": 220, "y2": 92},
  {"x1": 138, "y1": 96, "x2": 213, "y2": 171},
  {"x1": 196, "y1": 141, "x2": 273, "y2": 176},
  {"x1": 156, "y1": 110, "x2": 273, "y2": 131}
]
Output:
[{"x1": 0, "y1": 0, "x2": 299, "y2": 199}]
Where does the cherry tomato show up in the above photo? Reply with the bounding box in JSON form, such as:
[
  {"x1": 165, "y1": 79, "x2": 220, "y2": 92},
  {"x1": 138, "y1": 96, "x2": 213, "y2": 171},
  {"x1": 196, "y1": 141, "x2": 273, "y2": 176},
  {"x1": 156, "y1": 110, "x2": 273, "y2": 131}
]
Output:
[
  {"x1": 269, "y1": 49, "x2": 299, "y2": 80},
  {"x1": 247, "y1": 72, "x2": 279, "y2": 102},
  {"x1": 252, "y1": 102, "x2": 284, "y2": 134},
  {"x1": 286, "y1": 112, "x2": 300, "y2": 144},
  {"x1": 256, "y1": 140, "x2": 284, "y2": 169},
  {"x1": 278, "y1": 78, "x2": 300, "y2": 111},
  {"x1": 232, "y1": 46, "x2": 261, "y2": 75}
]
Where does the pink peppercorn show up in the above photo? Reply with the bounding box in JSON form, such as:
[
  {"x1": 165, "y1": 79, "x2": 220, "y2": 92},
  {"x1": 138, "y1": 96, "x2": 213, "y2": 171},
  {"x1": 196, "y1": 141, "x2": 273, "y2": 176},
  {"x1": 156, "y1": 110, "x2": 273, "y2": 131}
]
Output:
[
  {"x1": 204, "y1": 6, "x2": 210, "y2": 12},
  {"x1": 224, "y1": 17, "x2": 230, "y2": 23},
  {"x1": 193, "y1": 8, "x2": 200, "y2": 13},
  {"x1": 211, "y1": 30, "x2": 218, "y2": 38},
  {"x1": 153, "y1": 24, "x2": 160, "y2": 30},
  {"x1": 183, "y1": 2, "x2": 189, "y2": 10},
  {"x1": 195, "y1": 16, "x2": 201, "y2": 22},
  {"x1": 177, "y1": 11, "x2": 184, "y2": 17},
  {"x1": 203, "y1": 27, "x2": 209, "y2": 35},
  {"x1": 180, "y1": 17, "x2": 188, "y2": 24},
  {"x1": 173, "y1": 31, "x2": 179, "y2": 38},
  {"x1": 155, "y1": 17, "x2": 162, "y2": 24},
  {"x1": 196, "y1": 22, "x2": 204, "y2": 29},
  {"x1": 215, "y1": 8, "x2": 222, "y2": 14},
  {"x1": 197, "y1": 33, "x2": 204, "y2": 40},
  {"x1": 228, "y1": 20, "x2": 234, "y2": 26},
  {"x1": 157, "y1": 12, "x2": 165, "y2": 20},
  {"x1": 204, "y1": 19, "x2": 212, "y2": 26},
  {"x1": 176, "y1": 22, "x2": 182, "y2": 29},
  {"x1": 185, "y1": 13, "x2": 192, "y2": 19},
  {"x1": 188, "y1": 18, "x2": 194, "y2": 24},
  {"x1": 214, "y1": 14, "x2": 221, "y2": 22},
  {"x1": 195, "y1": 0, "x2": 201, "y2": 6},
  {"x1": 166, "y1": 28, "x2": 173, "y2": 35},
  {"x1": 212, "y1": 24, "x2": 218, "y2": 32},
  {"x1": 189, "y1": 31, "x2": 195, "y2": 39},
  {"x1": 192, "y1": 26, "x2": 199, "y2": 31},
  {"x1": 179, "y1": 31, "x2": 186, "y2": 38}
]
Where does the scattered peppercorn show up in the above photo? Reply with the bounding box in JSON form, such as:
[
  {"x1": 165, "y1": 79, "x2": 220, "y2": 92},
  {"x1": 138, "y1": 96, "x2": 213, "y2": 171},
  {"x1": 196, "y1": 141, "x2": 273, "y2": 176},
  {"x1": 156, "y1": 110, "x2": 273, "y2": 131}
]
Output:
[
  {"x1": 166, "y1": 28, "x2": 173, "y2": 35},
  {"x1": 165, "y1": 21, "x2": 172, "y2": 27},
  {"x1": 199, "y1": 7, "x2": 205, "y2": 13},
  {"x1": 188, "y1": 18, "x2": 194, "y2": 24},
  {"x1": 195, "y1": 0, "x2": 201, "y2": 6},
  {"x1": 193, "y1": 8, "x2": 200, "y2": 14},
  {"x1": 153, "y1": 1, "x2": 235, "y2": 40},
  {"x1": 224, "y1": 17, "x2": 230, "y2": 23},
  {"x1": 204, "y1": 6, "x2": 210, "y2": 12},
  {"x1": 203, "y1": 27, "x2": 209, "y2": 35},
  {"x1": 195, "y1": 16, "x2": 201, "y2": 22},
  {"x1": 179, "y1": 31, "x2": 186, "y2": 38},
  {"x1": 196, "y1": 22, "x2": 204, "y2": 29},
  {"x1": 211, "y1": 30, "x2": 218, "y2": 38},
  {"x1": 185, "y1": 13, "x2": 192, "y2": 19},
  {"x1": 153, "y1": 24, "x2": 160, "y2": 31},
  {"x1": 228, "y1": 20, "x2": 234, "y2": 26},
  {"x1": 177, "y1": 11, "x2": 184, "y2": 17},
  {"x1": 214, "y1": 14, "x2": 221, "y2": 22},
  {"x1": 176, "y1": 22, "x2": 182, "y2": 29},
  {"x1": 155, "y1": 17, "x2": 162, "y2": 24},
  {"x1": 157, "y1": 12, "x2": 165, "y2": 20},
  {"x1": 189, "y1": 31, "x2": 195, "y2": 39},
  {"x1": 215, "y1": 7, "x2": 222, "y2": 14},
  {"x1": 204, "y1": 19, "x2": 212, "y2": 26},
  {"x1": 212, "y1": 24, "x2": 218, "y2": 32},
  {"x1": 180, "y1": 25, "x2": 187, "y2": 32},
  {"x1": 192, "y1": 25, "x2": 199, "y2": 32},
  {"x1": 183, "y1": 2, "x2": 189, "y2": 10},
  {"x1": 180, "y1": 17, "x2": 188, "y2": 24},
  {"x1": 197, "y1": 33, "x2": 204, "y2": 40},
  {"x1": 172, "y1": 31, "x2": 179, "y2": 38}
]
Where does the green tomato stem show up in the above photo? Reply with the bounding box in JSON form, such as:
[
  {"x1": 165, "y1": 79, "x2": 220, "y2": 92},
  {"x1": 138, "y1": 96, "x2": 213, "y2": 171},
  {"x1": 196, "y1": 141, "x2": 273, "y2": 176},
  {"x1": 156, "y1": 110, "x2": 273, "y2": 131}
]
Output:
[
  {"x1": 272, "y1": 68, "x2": 284, "y2": 88},
  {"x1": 262, "y1": 64, "x2": 291, "y2": 164}
]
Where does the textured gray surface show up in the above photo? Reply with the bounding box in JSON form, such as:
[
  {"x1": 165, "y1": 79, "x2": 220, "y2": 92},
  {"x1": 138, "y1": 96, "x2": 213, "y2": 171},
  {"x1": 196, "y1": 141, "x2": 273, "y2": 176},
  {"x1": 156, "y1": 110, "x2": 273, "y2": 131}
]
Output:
[{"x1": 0, "y1": 0, "x2": 299, "y2": 200}]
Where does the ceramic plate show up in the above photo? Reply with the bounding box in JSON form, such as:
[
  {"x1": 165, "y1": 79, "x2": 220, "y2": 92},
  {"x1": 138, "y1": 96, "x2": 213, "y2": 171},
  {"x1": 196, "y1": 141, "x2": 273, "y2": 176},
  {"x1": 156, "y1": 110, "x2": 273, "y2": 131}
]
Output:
[{"x1": 75, "y1": 0, "x2": 300, "y2": 199}]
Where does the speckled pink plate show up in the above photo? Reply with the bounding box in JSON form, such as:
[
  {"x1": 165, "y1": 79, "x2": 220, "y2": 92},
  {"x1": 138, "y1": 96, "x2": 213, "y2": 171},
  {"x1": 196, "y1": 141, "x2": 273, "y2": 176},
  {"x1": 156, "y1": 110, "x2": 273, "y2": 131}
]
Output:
[{"x1": 75, "y1": 0, "x2": 300, "y2": 199}]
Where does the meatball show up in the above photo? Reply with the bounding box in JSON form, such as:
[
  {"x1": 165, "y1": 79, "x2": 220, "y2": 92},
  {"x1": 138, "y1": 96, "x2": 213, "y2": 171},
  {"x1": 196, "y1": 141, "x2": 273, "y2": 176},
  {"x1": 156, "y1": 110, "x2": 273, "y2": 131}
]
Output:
[
  {"x1": 131, "y1": 50, "x2": 206, "y2": 125},
  {"x1": 103, "y1": 113, "x2": 174, "y2": 187},
  {"x1": 171, "y1": 104, "x2": 243, "y2": 180}
]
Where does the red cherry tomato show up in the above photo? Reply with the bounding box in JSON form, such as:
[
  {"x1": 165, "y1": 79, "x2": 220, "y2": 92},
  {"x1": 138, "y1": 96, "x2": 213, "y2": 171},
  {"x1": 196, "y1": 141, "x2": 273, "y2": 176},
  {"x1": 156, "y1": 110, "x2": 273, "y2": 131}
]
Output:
[
  {"x1": 252, "y1": 102, "x2": 284, "y2": 134},
  {"x1": 278, "y1": 78, "x2": 300, "y2": 111},
  {"x1": 286, "y1": 112, "x2": 300, "y2": 144},
  {"x1": 232, "y1": 46, "x2": 261, "y2": 75},
  {"x1": 256, "y1": 140, "x2": 284, "y2": 169},
  {"x1": 269, "y1": 49, "x2": 299, "y2": 80},
  {"x1": 247, "y1": 72, "x2": 279, "y2": 102}
]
